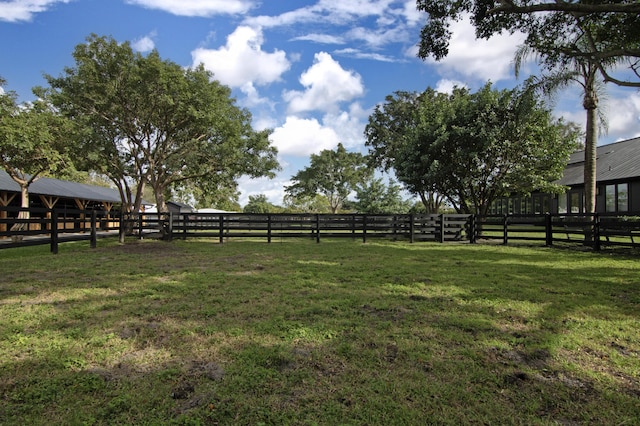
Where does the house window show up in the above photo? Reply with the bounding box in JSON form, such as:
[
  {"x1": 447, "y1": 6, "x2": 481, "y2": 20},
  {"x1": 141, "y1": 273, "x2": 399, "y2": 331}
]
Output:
[
  {"x1": 570, "y1": 192, "x2": 582, "y2": 213},
  {"x1": 618, "y1": 183, "x2": 629, "y2": 212},
  {"x1": 558, "y1": 193, "x2": 567, "y2": 214},
  {"x1": 605, "y1": 183, "x2": 629, "y2": 213}
]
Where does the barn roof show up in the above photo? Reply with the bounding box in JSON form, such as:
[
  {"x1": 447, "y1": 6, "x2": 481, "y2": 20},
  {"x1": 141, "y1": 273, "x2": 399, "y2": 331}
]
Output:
[
  {"x1": 556, "y1": 136, "x2": 640, "y2": 186},
  {"x1": 0, "y1": 169, "x2": 122, "y2": 203}
]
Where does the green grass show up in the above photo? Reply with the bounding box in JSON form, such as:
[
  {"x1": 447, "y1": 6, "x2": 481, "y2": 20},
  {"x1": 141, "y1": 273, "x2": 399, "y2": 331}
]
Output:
[{"x1": 1, "y1": 238, "x2": 639, "y2": 425}]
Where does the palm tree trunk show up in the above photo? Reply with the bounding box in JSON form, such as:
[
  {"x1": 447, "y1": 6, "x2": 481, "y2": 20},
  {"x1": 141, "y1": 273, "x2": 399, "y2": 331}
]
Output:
[{"x1": 583, "y1": 91, "x2": 598, "y2": 244}]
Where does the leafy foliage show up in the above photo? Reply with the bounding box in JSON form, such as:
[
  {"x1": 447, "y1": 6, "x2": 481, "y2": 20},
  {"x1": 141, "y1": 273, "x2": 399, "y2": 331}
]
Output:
[
  {"x1": 285, "y1": 143, "x2": 372, "y2": 213},
  {"x1": 415, "y1": 0, "x2": 640, "y2": 87},
  {"x1": 0, "y1": 80, "x2": 73, "y2": 207},
  {"x1": 43, "y1": 34, "x2": 279, "y2": 215},
  {"x1": 353, "y1": 178, "x2": 412, "y2": 214},
  {"x1": 243, "y1": 194, "x2": 282, "y2": 213},
  {"x1": 366, "y1": 83, "x2": 580, "y2": 214}
]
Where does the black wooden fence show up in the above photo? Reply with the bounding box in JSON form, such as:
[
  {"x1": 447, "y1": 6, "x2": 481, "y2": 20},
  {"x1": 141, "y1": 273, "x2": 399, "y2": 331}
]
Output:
[
  {"x1": 127, "y1": 212, "x2": 473, "y2": 244},
  {"x1": 1, "y1": 206, "x2": 639, "y2": 253}
]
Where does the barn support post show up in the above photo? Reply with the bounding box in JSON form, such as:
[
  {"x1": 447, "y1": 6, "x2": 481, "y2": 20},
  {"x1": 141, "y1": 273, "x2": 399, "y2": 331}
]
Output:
[
  {"x1": 50, "y1": 212, "x2": 59, "y2": 254},
  {"x1": 90, "y1": 210, "x2": 97, "y2": 249}
]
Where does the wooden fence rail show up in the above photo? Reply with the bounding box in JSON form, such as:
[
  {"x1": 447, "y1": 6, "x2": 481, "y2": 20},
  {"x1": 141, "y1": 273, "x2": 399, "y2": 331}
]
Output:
[{"x1": 1, "y1": 207, "x2": 639, "y2": 253}]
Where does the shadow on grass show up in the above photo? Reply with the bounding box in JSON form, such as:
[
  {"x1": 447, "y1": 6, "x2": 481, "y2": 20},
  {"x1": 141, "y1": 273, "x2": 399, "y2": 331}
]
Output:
[{"x1": 1, "y1": 239, "x2": 639, "y2": 424}]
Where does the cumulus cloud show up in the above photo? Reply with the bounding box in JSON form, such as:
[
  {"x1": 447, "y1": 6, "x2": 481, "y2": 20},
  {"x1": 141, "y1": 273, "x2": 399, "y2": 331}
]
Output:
[
  {"x1": 270, "y1": 116, "x2": 341, "y2": 156},
  {"x1": 604, "y1": 92, "x2": 640, "y2": 141},
  {"x1": 435, "y1": 79, "x2": 467, "y2": 94},
  {"x1": 191, "y1": 26, "x2": 290, "y2": 88},
  {"x1": 423, "y1": 15, "x2": 525, "y2": 82},
  {"x1": 321, "y1": 103, "x2": 369, "y2": 150},
  {"x1": 283, "y1": 52, "x2": 364, "y2": 114},
  {"x1": 132, "y1": 32, "x2": 156, "y2": 52},
  {"x1": 125, "y1": 0, "x2": 253, "y2": 16},
  {"x1": 0, "y1": 0, "x2": 71, "y2": 22}
]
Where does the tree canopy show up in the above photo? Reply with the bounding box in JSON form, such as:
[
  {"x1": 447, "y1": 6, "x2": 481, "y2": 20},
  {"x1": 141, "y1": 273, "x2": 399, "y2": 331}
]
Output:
[
  {"x1": 353, "y1": 178, "x2": 412, "y2": 214},
  {"x1": 366, "y1": 82, "x2": 580, "y2": 215},
  {"x1": 43, "y1": 34, "x2": 279, "y2": 217},
  {"x1": 416, "y1": 0, "x2": 640, "y2": 87},
  {"x1": 285, "y1": 143, "x2": 372, "y2": 214},
  {"x1": 0, "y1": 80, "x2": 72, "y2": 209}
]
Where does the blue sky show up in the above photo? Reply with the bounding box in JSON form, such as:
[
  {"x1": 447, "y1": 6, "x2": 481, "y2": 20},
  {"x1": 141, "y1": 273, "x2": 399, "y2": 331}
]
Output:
[{"x1": 1, "y1": 0, "x2": 639, "y2": 207}]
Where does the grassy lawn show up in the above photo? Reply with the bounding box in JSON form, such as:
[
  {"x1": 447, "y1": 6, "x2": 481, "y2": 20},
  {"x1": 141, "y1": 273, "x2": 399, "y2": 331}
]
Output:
[{"x1": 1, "y1": 238, "x2": 639, "y2": 425}]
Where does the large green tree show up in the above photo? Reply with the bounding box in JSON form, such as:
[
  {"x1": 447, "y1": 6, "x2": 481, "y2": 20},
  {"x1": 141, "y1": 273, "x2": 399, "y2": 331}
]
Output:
[
  {"x1": 43, "y1": 34, "x2": 279, "y2": 221},
  {"x1": 0, "y1": 80, "x2": 72, "y2": 226},
  {"x1": 415, "y1": 0, "x2": 640, "y2": 87},
  {"x1": 365, "y1": 91, "x2": 445, "y2": 213},
  {"x1": 367, "y1": 83, "x2": 580, "y2": 215},
  {"x1": 353, "y1": 178, "x2": 412, "y2": 214},
  {"x1": 285, "y1": 143, "x2": 372, "y2": 214}
]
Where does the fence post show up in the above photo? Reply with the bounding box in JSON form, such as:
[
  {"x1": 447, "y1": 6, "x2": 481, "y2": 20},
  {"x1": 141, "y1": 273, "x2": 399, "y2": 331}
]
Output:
[
  {"x1": 219, "y1": 214, "x2": 224, "y2": 244},
  {"x1": 410, "y1": 213, "x2": 415, "y2": 243},
  {"x1": 594, "y1": 213, "x2": 601, "y2": 251},
  {"x1": 138, "y1": 212, "x2": 144, "y2": 239},
  {"x1": 182, "y1": 213, "x2": 188, "y2": 240},
  {"x1": 50, "y1": 212, "x2": 59, "y2": 254},
  {"x1": 167, "y1": 212, "x2": 173, "y2": 241},
  {"x1": 316, "y1": 214, "x2": 320, "y2": 243},
  {"x1": 503, "y1": 214, "x2": 509, "y2": 245},
  {"x1": 545, "y1": 213, "x2": 553, "y2": 246},
  {"x1": 439, "y1": 214, "x2": 445, "y2": 243},
  {"x1": 363, "y1": 215, "x2": 367, "y2": 243},
  {"x1": 267, "y1": 214, "x2": 272, "y2": 243},
  {"x1": 90, "y1": 210, "x2": 97, "y2": 249},
  {"x1": 469, "y1": 215, "x2": 476, "y2": 244}
]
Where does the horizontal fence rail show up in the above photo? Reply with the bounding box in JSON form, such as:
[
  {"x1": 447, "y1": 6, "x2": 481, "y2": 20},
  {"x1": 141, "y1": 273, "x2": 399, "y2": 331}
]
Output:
[
  {"x1": 139, "y1": 212, "x2": 473, "y2": 244},
  {"x1": 0, "y1": 206, "x2": 119, "y2": 253},
  {"x1": 1, "y1": 207, "x2": 639, "y2": 253}
]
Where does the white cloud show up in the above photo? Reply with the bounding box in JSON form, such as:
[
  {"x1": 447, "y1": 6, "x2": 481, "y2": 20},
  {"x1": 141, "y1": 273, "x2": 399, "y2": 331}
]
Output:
[
  {"x1": 245, "y1": 0, "x2": 394, "y2": 28},
  {"x1": 291, "y1": 33, "x2": 345, "y2": 45},
  {"x1": 237, "y1": 175, "x2": 290, "y2": 207},
  {"x1": 270, "y1": 116, "x2": 341, "y2": 156},
  {"x1": 125, "y1": 0, "x2": 253, "y2": 16},
  {"x1": 435, "y1": 79, "x2": 467, "y2": 94},
  {"x1": 283, "y1": 52, "x2": 364, "y2": 114},
  {"x1": 132, "y1": 32, "x2": 156, "y2": 52},
  {"x1": 0, "y1": 0, "x2": 71, "y2": 22},
  {"x1": 604, "y1": 92, "x2": 640, "y2": 141},
  {"x1": 334, "y1": 48, "x2": 396, "y2": 63},
  {"x1": 322, "y1": 103, "x2": 369, "y2": 150},
  {"x1": 425, "y1": 15, "x2": 525, "y2": 82},
  {"x1": 191, "y1": 26, "x2": 290, "y2": 88}
]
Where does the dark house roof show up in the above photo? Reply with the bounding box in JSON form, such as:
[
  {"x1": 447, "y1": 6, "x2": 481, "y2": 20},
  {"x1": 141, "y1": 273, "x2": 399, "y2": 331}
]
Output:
[
  {"x1": 0, "y1": 169, "x2": 122, "y2": 203},
  {"x1": 556, "y1": 137, "x2": 640, "y2": 186}
]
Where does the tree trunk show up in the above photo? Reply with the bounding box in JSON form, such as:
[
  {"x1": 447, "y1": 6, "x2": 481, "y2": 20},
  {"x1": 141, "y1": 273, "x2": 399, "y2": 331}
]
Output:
[
  {"x1": 10, "y1": 185, "x2": 30, "y2": 242},
  {"x1": 583, "y1": 89, "x2": 598, "y2": 244}
]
